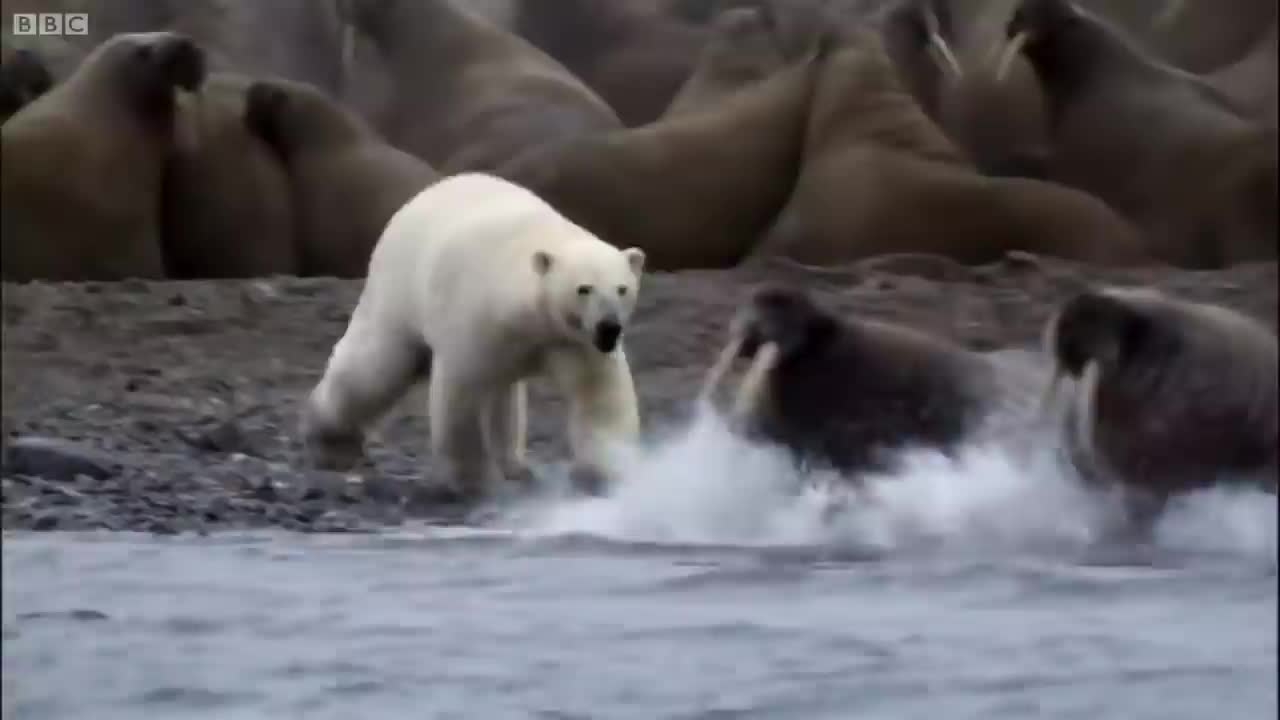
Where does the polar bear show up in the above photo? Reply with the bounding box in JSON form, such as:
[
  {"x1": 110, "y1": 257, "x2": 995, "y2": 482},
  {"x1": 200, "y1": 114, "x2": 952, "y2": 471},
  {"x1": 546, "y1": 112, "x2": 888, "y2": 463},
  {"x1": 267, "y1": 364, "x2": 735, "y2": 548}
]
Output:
[{"x1": 300, "y1": 172, "x2": 647, "y2": 497}]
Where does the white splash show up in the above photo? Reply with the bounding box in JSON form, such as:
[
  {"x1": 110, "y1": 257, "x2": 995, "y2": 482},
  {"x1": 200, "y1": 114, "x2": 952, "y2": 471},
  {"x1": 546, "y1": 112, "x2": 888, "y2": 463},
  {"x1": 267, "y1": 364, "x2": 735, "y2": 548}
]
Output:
[{"x1": 487, "y1": 404, "x2": 1277, "y2": 565}]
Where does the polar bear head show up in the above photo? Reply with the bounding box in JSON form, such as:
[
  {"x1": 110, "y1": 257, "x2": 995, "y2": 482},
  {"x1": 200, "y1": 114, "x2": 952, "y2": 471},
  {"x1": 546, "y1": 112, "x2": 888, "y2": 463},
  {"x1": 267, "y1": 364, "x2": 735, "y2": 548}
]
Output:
[{"x1": 534, "y1": 243, "x2": 646, "y2": 354}]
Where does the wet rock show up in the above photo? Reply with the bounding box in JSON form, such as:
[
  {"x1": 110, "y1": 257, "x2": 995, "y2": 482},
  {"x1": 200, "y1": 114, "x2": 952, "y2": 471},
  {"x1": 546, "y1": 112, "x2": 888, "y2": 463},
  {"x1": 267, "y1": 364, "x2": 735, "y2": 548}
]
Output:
[
  {"x1": 18, "y1": 609, "x2": 109, "y2": 622},
  {"x1": 3, "y1": 436, "x2": 119, "y2": 482},
  {"x1": 31, "y1": 512, "x2": 60, "y2": 531},
  {"x1": 177, "y1": 418, "x2": 266, "y2": 458}
]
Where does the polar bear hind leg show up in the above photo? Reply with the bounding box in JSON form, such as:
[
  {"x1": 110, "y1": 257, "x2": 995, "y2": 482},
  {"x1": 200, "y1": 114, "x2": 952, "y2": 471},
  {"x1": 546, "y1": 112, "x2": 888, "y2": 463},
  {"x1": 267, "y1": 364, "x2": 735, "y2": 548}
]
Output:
[
  {"x1": 302, "y1": 318, "x2": 430, "y2": 470},
  {"x1": 481, "y1": 380, "x2": 531, "y2": 485}
]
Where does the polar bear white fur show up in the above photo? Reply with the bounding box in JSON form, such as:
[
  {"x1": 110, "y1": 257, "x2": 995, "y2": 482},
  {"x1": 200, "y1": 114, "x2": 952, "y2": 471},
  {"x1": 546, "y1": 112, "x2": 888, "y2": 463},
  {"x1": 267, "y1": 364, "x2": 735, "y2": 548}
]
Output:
[{"x1": 300, "y1": 172, "x2": 647, "y2": 496}]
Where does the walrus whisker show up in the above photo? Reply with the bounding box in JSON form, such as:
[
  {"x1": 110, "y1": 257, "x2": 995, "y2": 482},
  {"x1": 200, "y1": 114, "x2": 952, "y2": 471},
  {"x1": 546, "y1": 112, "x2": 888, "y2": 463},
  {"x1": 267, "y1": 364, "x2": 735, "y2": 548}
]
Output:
[
  {"x1": 731, "y1": 341, "x2": 780, "y2": 425},
  {"x1": 699, "y1": 333, "x2": 743, "y2": 409},
  {"x1": 924, "y1": 10, "x2": 964, "y2": 80},
  {"x1": 995, "y1": 30, "x2": 1031, "y2": 83}
]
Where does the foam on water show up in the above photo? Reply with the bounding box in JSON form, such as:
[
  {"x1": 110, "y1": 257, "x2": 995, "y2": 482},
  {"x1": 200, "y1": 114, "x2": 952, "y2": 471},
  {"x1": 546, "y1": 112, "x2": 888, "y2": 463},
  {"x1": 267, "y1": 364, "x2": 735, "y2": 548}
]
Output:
[{"x1": 488, "y1": 403, "x2": 1277, "y2": 565}]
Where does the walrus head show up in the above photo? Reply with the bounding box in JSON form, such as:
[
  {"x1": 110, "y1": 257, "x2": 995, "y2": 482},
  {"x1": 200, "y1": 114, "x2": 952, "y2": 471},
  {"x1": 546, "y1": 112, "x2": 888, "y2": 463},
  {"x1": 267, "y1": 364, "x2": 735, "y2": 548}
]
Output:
[
  {"x1": 0, "y1": 48, "x2": 54, "y2": 121},
  {"x1": 112, "y1": 32, "x2": 207, "y2": 114},
  {"x1": 699, "y1": 285, "x2": 837, "y2": 422},
  {"x1": 996, "y1": 0, "x2": 1098, "y2": 86}
]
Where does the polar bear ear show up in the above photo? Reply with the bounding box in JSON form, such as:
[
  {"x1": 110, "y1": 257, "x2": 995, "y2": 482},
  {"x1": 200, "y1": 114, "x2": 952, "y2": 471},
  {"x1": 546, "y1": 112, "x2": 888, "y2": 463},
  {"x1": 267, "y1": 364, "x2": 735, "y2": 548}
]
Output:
[
  {"x1": 622, "y1": 247, "x2": 646, "y2": 276},
  {"x1": 532, "y1": 250, "x2": 554, "y2": 275}
]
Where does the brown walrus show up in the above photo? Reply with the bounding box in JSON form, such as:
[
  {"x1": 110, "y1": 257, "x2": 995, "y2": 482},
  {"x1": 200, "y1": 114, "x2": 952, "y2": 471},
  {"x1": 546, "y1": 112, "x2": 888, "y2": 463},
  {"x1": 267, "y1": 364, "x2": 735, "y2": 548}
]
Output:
[
  {"x1": 1, "y1": 32, "x2": 206, "y2": 282},
  {"x1": 243, "y1": 77, "x2": 440, "y2": 278},
  {"x1": 161, "y1": 73, "x2": 299, "y2": 279},
  {"x1": 1074, "y1": 0, "x2": 1278, "y2": 74},
  {"x1": 879, "y1": 0, "x2": 1052, "y2": 179},
  {"x1": 749, "y1": 28, "x2": 1148, "y2": 267},
  {"x1": 996, "y1": 0, "x2": 1278, "y2": 268},
  {"x1": 1040, "y1": 286, "x2": 1279, "y2": 530},
  {"x1": 663, "y1": 4, "x2": 790, "y2": 117},
  {"x1": 700, "y1": 285, "x2": 1002, "y2": 474},
  {"x1": 498, "y1": 32, "x2": 831, "y2": 271},
  {"x1": 513, "y1": 0, "x2": 708, "y2": 126},
  {"x1": 0, "y1": 47, "x2": 54, "y2": 124},
  {"x1": 339, "y1": 0, "x2": 621, "y2": 173}
]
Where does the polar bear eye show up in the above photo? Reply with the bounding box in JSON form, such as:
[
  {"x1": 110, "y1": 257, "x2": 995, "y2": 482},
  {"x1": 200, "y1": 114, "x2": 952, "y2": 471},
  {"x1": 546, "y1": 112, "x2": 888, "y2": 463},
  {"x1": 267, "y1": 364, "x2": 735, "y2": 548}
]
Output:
[
  {"x1": 577, "y1": 285, "x2": 592, "y2": 296},
  {"x1": 617, "y1": 286, "x2": 628, "y2": 296}
]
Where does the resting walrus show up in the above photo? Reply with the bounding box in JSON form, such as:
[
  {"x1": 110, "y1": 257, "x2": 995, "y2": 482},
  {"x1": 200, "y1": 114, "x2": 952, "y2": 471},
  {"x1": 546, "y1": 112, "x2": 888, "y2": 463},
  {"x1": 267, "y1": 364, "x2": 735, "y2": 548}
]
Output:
[
  {"x1": 996, "y1": 0, "x2": 1278, "y2": 268},
  {"x1": 499, "y1": 31, "x2": 830, "y2": 271},
  {"x1": 1041, "y1": 286, "x2": 1279, "y2": 530},
  {"x1": 749, "y1": 28, "x2": 1148, "y2": 267},
  {"x1": 339, "y1": 0, "x2": 620, "y2": 173},
  {"x1": 244, "y1": 77, "x2": 440, "y2": 278},
  {"x1": 700, "y1": 285, "x2": 1003, "y2": 475},
  {"x1": 1, "y1": 32, "x2": 206, "y2": 282},
  {"x1": 162, "y1": 72, "x2": 299, "y2": 279}
]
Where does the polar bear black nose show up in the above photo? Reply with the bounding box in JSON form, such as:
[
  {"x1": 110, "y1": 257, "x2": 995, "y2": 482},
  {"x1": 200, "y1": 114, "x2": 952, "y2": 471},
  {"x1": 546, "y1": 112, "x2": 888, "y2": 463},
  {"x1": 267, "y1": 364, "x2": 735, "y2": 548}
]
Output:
[{"x1": 594, "y1": 320, "x2": 623, "y2": 353}]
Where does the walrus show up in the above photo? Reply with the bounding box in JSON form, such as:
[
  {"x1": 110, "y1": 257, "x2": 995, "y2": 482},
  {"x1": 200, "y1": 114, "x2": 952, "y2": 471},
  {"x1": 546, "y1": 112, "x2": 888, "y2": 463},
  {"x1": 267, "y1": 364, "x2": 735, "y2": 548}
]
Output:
[
  {"x1": 497, "y1": 32, "x2": 830, "y2": 271},
  {"x1": 1040, "y1": 286, "x2": 1279, "y2": 530},
  {"x1": 161, "y1": 73, "x2": 299, "y2": 279},
  {"x1": 748, "y1": 28, "x2": 1148, "y2": 267},
  {"x1": 879, "y1": 0, "x2": 1052, "y2": 179},
  {"x1": 996, "y1": 0, "x2": 1278, "y2": 268},
  {"x1": 663, "y1": 4, "x2": 790, "y2": 117},
  {"x1": 339, "y1": 0, "x2": 621, "y2": 173},
  {"x1": 243, "y1": 77, "x2": 440, "y2": 278},
  {"x1": 513, "y1": 0, "x2": 708, "y2": 126},
  {"x1": 699, "y1": 285, "x2": 1002, "y2": 475},
  {"x1": 0, "y1": 47, "x2": 54, "y2": 124},
  {"x1": 1, "y1": 32, "x2": 206, "y2": 282}
]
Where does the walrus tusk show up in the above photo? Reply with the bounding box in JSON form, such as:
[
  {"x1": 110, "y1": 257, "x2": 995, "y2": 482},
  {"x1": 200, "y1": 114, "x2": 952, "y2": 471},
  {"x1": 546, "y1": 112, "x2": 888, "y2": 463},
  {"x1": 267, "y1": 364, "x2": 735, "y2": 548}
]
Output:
[
  {"x1": 1040, "y1": 367, "x2": 1064, "y2": 418},
  {"x1": 924, "y1": 10, "x2": 964, "y2": 80},
  {"x1": 1072, "y1": 359, "x2": 1102, "y2": 462},
  {"x1": 731, "y1": 341, "x2": 780, "y2": 424},
  {"x1": 698, "y1": 333, "x2": 743, "y2": 408},
  {"x1": 995, "y1": 30, "x2": 1031, "y2": 83}
]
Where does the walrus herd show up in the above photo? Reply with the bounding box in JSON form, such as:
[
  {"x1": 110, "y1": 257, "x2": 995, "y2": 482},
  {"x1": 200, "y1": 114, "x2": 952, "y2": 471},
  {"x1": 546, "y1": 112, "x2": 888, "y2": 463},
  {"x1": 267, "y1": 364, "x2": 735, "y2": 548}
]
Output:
[{"x1": 2, "y1": 0, "x2": 1275, "y2": 534}]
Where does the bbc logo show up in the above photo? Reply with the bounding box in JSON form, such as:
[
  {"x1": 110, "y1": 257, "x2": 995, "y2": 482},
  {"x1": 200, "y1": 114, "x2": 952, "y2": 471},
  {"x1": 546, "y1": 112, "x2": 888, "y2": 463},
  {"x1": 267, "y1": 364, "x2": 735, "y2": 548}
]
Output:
[{"x1": 12, "y1": 13, "x2": 89, "y2": 36}]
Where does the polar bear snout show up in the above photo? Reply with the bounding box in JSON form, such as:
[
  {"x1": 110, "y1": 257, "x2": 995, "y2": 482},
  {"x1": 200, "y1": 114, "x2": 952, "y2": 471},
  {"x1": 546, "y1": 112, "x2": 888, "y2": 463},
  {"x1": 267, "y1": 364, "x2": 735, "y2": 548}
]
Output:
[{"x1": 593, "y1": 318, "x2": 623, "y2": 353}]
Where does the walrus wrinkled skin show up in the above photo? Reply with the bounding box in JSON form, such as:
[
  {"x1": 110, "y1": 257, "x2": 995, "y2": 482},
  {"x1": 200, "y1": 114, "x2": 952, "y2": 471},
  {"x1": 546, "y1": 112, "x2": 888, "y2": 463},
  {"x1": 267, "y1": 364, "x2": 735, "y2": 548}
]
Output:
[
  {"x1": 0, "y1": 47, "x2": 54, "y2": 124},
  {"x1": 999, "y1": 0, "x2": 1278, "y2": 268},
  {"x1": 162, "y1": 73, "x2": 299, "y2": 279},
  {"x1": 663, "y1": 5, "x2": 789, "y2": 117},
  {"x1": 498, "y1": 32, "x2": 830, "y2": 272},
  {"x1": 751, "y1": 28, "x2": 1148, "y2": 268},
  {"x1": 340, "y1": 0, "x2": 620, "y2": 174},
  {"x1": 514, "y1": 0, "x2": 708, "y2": 127},
  {"x1": 244, "y1": 77, "x2": 440, "y2": 278},
  {"x1": 701, "y1": 285, "x2": 1001, "y2": 475},
  {"x1": 2, "y1": 32, "x2": 206, "y2": 282},
  {"x1": 1041, "y1": 286, "x2": 1279, "y2": 530}
]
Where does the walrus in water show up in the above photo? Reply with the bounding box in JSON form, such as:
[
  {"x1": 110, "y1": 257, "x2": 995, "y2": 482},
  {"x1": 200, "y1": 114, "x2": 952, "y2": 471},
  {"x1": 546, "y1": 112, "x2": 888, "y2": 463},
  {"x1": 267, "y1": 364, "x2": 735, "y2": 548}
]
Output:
[
  {"x1": 1, "y1": 32, "x2": 206, "y2": 282},
  {"x1": 879, "y1": 0, "x2": 1052, "y2": 179},
  {"x1": 243, "y1": 77, "x2": 440, "y2": 278},
  {"x1": 0, "y1": 47, "x2": 54, "y2": 124},
  {"x1": 162, "y1": 73, "x2": 299, "y2": 279},
  {"x1": 663, "y1": 4, "x2": 789, "y2": 117},
  {"x1": 498, "y1": 32, "x2": 830, "y2": 271},
  {"x1": 699, "y1": 285, "x2": 1003, "y2": 475},
  {"x1": 749, "y1": 28, "x2": 1148, "y2": 267},
  {"x1": 1040, "y1": 286, "x2": 1279, "y2": 530},
  {"x1": 340, "y1": 0, "x2": 620, "y2": 173},
  {"x1": 995, "y1": 0, "x2": 1278, "y2": 268},
  {"x1": 514, "y1": 0, "x2": 708, "y2": 126}
]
